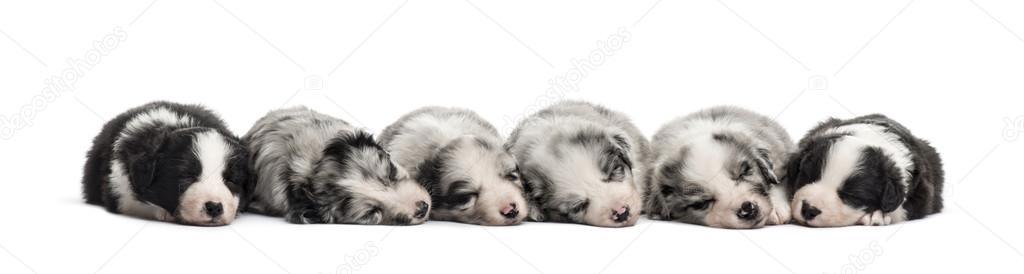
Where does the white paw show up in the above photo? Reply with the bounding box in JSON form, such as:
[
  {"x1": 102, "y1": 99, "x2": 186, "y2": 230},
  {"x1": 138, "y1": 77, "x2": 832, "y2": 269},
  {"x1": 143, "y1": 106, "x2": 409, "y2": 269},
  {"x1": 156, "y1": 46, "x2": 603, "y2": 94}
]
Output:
[
  {"x1": 858, "y1": 210, "x2": 891, "y2": 226},
  {"x1": 767, "y1": 203, "x2": 792, "y2": 225},
  {"x1": 154, "y1": 210, "x2": 174, "y2": 222}
]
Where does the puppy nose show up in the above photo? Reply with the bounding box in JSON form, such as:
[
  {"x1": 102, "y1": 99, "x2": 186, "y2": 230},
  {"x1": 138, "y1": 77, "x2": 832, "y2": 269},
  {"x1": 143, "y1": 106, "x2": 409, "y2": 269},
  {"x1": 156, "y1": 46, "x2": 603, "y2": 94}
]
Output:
[
  {"x1": 204, "y1": 202, "x2": 224, "y2": 218},
  {"x1": 414, "y1": 201, "x2": 429, "y2": 219},
  {"x1": 500, "y1": 203, "x2": 519, "y2": 219},
  {"x1": 801, "y1": 200, "x2": 821, "y2": 221},
  {"x1": 736, "y1": 201, "x2": 760, "y2": 221},
  {"x1": 611, "y1": 206, "x2": 631, "y2": 223}
]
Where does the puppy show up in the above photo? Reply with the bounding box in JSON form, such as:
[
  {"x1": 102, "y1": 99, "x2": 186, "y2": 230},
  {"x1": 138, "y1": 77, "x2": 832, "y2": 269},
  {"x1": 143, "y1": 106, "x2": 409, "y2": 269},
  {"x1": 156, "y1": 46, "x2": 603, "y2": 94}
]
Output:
[
  {"x1": 644, "y1": 106, "x2": 794, "y2": 229},
  {"x1": 507, "y1": 101, "x2": 650, "y2": 227},
  {"x1": 244, "y1": 106, "x2": 431, "y2": 225},
  {"x1": 379, "y1": 107, "x2": 528, "y2": 226},
  {"x1": 81, "y1": 101, "x2": 248, "y2": 226},
  {"x1": 785, "y1": 114, "x2": 944, "y2": 227}
]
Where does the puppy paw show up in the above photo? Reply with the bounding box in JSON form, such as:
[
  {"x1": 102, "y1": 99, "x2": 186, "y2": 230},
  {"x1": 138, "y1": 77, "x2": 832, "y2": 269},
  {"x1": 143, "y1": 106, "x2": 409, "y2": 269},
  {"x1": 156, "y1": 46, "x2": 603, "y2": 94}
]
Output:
[
  {"x1": 766, "y1": 203, "x2": 792, "y2": 225},
  {"x1": 154, "y1": 210, "x2": 174, "y2": 222},
  {"x1": 858, "y1": 211, "x2": 890, "y2": 226}
]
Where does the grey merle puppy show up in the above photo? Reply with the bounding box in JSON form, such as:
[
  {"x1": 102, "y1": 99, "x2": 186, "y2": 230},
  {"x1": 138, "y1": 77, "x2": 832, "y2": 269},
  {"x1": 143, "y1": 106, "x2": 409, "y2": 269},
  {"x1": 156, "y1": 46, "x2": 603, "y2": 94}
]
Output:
[
  {"x1": 507, "y1": 101, "x2": 650, "y2": 227},
  {"x1": 380, "y1": 107, "x2": 528, "y2": 226},
  {"x1": 644, "y1": 106, "x2": 794, "y2": 229},
  {"x1": 244, "y1": 106, "x2": 431, "y2": 225}
]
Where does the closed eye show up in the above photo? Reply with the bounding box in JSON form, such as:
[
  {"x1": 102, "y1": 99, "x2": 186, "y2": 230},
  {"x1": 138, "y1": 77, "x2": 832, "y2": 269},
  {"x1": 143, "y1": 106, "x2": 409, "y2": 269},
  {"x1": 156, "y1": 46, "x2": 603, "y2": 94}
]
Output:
[
  {"x1": 570, "y1": 199, "x2": 590, "y2": 214},
  {"x1": 687, "y1": 199, "x2": 714, "y2": 211}
]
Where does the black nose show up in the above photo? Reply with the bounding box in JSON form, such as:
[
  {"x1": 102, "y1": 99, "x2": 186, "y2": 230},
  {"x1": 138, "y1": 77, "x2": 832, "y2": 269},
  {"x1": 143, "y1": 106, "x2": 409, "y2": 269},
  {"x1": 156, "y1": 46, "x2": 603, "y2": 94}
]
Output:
[
  {"x1": 801, "y1": 200, "x2": 821, "y2": 221},
  {"x1": 612, "y1": 207, "x2": 631, "y2": 223},
  {"x1": 204, "y1": 202, "x2": 224, "y2": 218},
  {"x1": 414, "y1": 201, "x2": 429, "y2": 219},
  {"x1": 501, "y1": 203, "x2": 519, "y2": 219},
  {"x1": 736, "y1": 201, "x2": 760, "y2": 221}
]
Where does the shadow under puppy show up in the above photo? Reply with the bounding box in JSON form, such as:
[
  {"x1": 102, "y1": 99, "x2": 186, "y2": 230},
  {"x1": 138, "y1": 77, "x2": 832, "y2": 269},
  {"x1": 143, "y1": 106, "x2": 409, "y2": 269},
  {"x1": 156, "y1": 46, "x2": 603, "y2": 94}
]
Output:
[
  {"x1": 645, "y1": 106, "x2": 794, "y2": 229},
  {"x1": 508, "y1": 101, "x2": 650, "y2": 227},
  {"x1": 244, "y1": 106, "x2": 431, "y2": 225},
  {"x1": 786, "y1": 114, "x2": 944, "y2": 227},
  {"x1": 379, "y1": 107, "x2": 528, "y2": 226},
  {"x1": 82, "y1": 101, "x2": 249, "y2": 226}
]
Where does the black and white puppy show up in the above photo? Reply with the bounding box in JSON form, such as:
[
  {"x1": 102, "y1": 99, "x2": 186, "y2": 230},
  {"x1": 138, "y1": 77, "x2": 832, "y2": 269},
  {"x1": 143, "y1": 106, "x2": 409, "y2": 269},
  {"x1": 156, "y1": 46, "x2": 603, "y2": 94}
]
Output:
[
  {"x1": 785, "y1": 114, "x2": 944, "y2": 227},
  {"x1": 82, "y1": 101, "x2": 249, "y2": 226},
  {"x1": 244, "y1": 106, "x2": 431, "y2": 225},
  {"x1": 645, "y1": 106, "x2": 794, "y2": 229},
  {"x1": 508, "y1": 101, "x2": 650, "y2": 227},
  {"x1": 380, "y1": 107, "x2": 528, "y2": 226}
]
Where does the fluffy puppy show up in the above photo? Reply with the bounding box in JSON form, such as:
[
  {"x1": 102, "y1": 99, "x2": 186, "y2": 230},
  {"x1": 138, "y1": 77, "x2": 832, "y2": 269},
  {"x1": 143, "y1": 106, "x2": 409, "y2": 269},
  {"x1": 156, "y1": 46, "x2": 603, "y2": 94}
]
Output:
[
  {"x1": 379, "y1": 107, "x2": 528, "y2": 226},
  {"x1": 785, "y1": 114, "x2": 944, "y2": 227},
  {"x1": 644, "y1": 106, "x2": 794, "y2": 229},
  {"x1": 82, "y1": 101, "x2": 249, "y2": 226},
  {"x1": 507, "y1": 101, "x2": 650, "y2": 227},
  {"x1": 244, "y1": 106, "x2": 431, "y2": 225}
]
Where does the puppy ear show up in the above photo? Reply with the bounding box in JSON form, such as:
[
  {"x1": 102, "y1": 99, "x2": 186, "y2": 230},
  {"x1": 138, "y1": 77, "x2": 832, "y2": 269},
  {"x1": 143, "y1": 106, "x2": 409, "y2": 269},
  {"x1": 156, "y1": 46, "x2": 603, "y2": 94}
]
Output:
[
  {"x1": 879, "y1": 160, "x2": 906, "y2": 213},
  {"x1": 120, "y1": 131, "x2": 171, "y2": 191},
  {"x1": 284, "y1": 182, "x2": 325, "y2": 224},
  {"x1": 752, "y1": 148, "x2": 779, "y2": 185}
]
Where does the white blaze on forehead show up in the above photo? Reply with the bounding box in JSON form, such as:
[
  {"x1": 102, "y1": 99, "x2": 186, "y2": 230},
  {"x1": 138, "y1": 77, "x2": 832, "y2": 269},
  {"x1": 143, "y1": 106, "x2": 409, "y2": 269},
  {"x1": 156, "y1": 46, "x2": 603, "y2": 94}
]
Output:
[
  {"x1": 179, "y1": 130, "x2": 239, "y2": 225},
  {"x1": 824, "y1": 124, "x2": 913, "y2": 186},
  {"x1": 791, "y1": 137, "x2": 870, "y2": 227},
  {"x1": 125, "y1": 107, "x2": 195, "y2": 132}
]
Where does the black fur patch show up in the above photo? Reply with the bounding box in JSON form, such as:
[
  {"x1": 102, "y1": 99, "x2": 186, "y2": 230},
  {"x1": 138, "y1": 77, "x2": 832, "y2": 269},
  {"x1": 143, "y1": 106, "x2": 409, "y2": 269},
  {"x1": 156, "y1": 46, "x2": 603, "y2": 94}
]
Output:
[
  {"x1": 81, "y1": 101, "x2": 248, "y2": 218},
  {"x1": 323, "y1": 131, "x2": 398, "y2": 185},
  {"x1": 838, "y1": 147, "x2": 906, "y2": 213}
]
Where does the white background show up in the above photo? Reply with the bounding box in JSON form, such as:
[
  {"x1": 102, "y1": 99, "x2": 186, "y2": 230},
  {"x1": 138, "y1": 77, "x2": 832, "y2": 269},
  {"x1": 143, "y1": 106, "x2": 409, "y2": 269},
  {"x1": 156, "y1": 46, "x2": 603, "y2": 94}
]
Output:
[{"x1": 1, "y1": 0, "x2": 1022, "y2": 273}]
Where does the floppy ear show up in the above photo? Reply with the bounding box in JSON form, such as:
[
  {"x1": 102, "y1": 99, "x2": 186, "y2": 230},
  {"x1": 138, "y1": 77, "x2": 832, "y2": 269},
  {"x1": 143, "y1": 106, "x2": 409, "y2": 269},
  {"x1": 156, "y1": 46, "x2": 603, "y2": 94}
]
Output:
[
  {"x1": 752, "y1": 148, "x2": 779, "y2": 185},
  {"x1": 284, "y1": 182, "x2": 326, "y2": 224},
  {"x1": 879, "y1": 165, "x2": 907, "y2": 213},
  {"x1": 119, "y1": 131, "x2": 171, "y2": 191}
]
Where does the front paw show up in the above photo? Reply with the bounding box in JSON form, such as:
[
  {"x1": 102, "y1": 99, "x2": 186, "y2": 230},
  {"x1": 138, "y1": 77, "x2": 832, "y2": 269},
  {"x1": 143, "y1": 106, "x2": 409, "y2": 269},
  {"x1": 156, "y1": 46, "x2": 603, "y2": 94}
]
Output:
[
  {"x1": 767, "y1": 203, "x2": 792, "y2": 225},
  {"x1": 154, "y1": 209, "x2": 174, "y2": 222},
  {"x1": 857, "y1": 210, "x2": 892, "y2": 226}
]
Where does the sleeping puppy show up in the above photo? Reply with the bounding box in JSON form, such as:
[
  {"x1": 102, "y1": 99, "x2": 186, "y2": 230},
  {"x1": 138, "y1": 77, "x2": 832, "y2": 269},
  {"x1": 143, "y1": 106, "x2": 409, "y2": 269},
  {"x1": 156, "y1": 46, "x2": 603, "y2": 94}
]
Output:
[
  {"x1": 379, "y1": 107, "x2": 528, "y2": 226},
  {"x1": 644, "y1": 106, "x2": 794, "y2": 229},
  {"x1": 507, "y1": 101, "x2": 650, "y2": 227},
  {"x1": 81, "y1": 101, "x2": 249, "y2": 226},
  {"x1": 785, "y1": 114, "x2": 944, "y2": 227},
  {"x1": 244, "y1": 106, "x2": 431, "y2": 225}
]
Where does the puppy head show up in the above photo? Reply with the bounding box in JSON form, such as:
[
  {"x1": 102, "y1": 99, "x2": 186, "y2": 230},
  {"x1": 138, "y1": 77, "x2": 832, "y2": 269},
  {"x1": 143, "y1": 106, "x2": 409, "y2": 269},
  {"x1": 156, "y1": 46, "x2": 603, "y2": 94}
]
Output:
[
  {"x1": 122, "y1": 128, "x2": 246, "y2": 226},
  {"x1": 524, "y1": 129, "x2": 642, "y2": 227},
  {"x1": 418, "y1": 135, "x2": 528, "y2": 226},
  {"x1": 650, "y1": 132, "x2": 777, "y2": 229},
  {"x1": 786, "y1": 135, "x2": 906, "y2": 227},
  {"x1": 287, "y1": 132, "x2": 431, "y2": 225}
]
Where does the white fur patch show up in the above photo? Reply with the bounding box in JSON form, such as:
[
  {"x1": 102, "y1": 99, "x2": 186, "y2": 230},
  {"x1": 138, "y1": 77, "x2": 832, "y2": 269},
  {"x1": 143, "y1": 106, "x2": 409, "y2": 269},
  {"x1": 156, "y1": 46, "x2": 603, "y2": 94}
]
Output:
[{"x1": 178, "y1": 131, "x2": 239, "y2": 226}]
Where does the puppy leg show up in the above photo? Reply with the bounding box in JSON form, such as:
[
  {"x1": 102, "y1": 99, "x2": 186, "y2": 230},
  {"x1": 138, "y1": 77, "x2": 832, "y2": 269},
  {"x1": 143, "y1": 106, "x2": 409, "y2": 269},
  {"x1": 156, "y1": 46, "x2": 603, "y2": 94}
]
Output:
[
  {"x1": 858, "y1": 210, "x2": 888, "y2": 226},
  {"x1": 766, "y1": 185, "x2": 792, "y2": 225}
]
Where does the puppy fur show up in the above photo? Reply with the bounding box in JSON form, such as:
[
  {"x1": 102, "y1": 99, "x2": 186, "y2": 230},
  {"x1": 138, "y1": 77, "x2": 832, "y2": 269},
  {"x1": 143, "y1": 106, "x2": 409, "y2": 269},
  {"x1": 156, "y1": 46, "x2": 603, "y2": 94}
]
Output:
[
  {"x1": 244, "y1": 106, "x2": 431, "y2": 225},
  {"x1": 507, "y1": 101, "x2": 650, "y2": 227},
  {"x1": 645, "y1": 106, "x2": 794, "y2": 229},
  {"x1": 785, "y1": 114, "x2": 944, "y2": 227},
  {"x1": 379, "y1": 107, "x2": 528, "y2": 226},
  {"x1": 82, "y1": 101, "x2": 248, "y2": 226}
]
